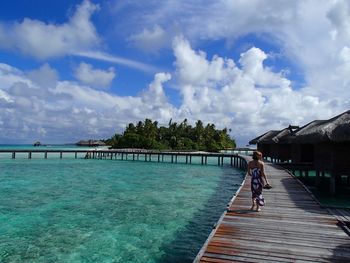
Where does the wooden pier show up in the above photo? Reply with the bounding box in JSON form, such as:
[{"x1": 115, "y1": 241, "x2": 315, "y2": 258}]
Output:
[
  {"x1": 0, "y1": 149, "x2": 247, "y2": 168},
  {"x1": 194, "y1": 157, "x2": 350, "y2": 262}
]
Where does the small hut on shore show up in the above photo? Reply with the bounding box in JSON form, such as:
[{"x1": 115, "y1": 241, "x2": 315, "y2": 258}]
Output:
[
  {"x1": 76, "y1": 140, "x2": 106, "y2": 147},
  {"x1": 33, "y1": 141, "x2": 41, "y2": 146}
]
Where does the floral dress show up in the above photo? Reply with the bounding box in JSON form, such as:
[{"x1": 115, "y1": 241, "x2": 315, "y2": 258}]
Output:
[{"x1": 251, "y1": 167, "x2": 265, "y2": 206}]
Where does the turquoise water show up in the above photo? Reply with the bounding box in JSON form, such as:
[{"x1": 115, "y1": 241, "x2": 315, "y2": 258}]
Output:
[{"x1": 0, "y1": 148, "x2": 244, "y2": 263}]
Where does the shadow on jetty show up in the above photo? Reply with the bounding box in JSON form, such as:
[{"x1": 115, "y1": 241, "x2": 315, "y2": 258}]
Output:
[
  {"x1": 156, "y1": 165, "x2": 245, "y2": 263},
  {"x1": 329, "y1": 243, "x2": 350, "y2": 262}
]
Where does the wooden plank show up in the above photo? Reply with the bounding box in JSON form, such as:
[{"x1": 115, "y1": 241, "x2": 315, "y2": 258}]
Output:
[{"x1": 195, "y1": 156, "x2": 350, "y2": 263}]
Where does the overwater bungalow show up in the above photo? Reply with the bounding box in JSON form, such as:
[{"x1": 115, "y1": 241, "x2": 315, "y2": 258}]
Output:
[
  {"x1": 249, "y1": 110, "x2": 350, "y2": 195},
  {"x1": 290, "y1": 111, "x2": 350, "y2": 194},
  {"x1": 249, "y1": 125, "x2": 299, "y2": 162},
  {"x1": 248, "y1": 130, "x2": 280, "y2": 161}
]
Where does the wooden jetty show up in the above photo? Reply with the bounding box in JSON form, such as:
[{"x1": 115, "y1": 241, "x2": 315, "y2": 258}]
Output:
[
  {"x1": 0, "y1": 149, "x2": 247, "y2": 168},
  {"x1": 194, "y1": 156, "x2": 350, "y2": 262}
]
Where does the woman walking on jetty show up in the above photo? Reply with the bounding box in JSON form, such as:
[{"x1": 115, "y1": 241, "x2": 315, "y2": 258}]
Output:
[{"x1": 247, "y1": 151, "x2": 271, "y2": 211}]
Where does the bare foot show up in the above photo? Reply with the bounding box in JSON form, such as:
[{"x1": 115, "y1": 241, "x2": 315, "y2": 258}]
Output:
[
  {"x1": 256, "y1": 208, "x2": 261, "y2": 212},
  {"x1": 250, "y1": 205, "x2": 255, "y2": 211}
]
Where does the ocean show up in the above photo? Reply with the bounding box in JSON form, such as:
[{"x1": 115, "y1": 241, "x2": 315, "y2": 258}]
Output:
[{"x1": 0, "y1": 145, "x2": 244, "y2": 263}]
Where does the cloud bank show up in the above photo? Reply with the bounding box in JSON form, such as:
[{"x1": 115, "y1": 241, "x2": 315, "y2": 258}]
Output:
[
  {"x1": 1, "y1": 0, "x2": 350, "y2": 145},
  {"x1": 0, "y1": 35, "x2": 346, "y2": 145},
  {"x1": 0, "y1": 0, "x2": 100, "y2": 59}
]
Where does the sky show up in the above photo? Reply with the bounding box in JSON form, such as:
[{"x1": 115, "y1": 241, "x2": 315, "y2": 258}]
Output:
[{"x1": 0, "y1": 0, "x2": 350, "y2": 146}]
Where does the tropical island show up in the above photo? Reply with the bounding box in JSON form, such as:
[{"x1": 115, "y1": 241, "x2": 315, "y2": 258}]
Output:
[{"x1": 105, "y1": 118, "x2": 236, "y2": 152}]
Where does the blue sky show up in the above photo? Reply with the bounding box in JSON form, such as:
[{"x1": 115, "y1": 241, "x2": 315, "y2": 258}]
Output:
[{"x1": 0, "y1": 0, "x2": 350, "y2": 146}]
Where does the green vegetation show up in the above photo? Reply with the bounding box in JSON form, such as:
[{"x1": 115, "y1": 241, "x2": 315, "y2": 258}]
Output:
[{"x1": 105, "y1": 119, "x2": 236, "y2": 152}]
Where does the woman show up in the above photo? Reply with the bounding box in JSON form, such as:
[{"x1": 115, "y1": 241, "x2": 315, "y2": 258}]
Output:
[{"x1": 247, "y1": 151, "x2": 271, "y2": 211}]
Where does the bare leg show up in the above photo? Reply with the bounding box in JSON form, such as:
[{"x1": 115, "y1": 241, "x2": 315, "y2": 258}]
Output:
[{"x1": 250, "y1": 199, "x2": 256, "y2": 210}]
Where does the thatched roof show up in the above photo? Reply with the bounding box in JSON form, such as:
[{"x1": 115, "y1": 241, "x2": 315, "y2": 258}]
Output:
[
  {"x1": 249, "y1": 130, "x2": 280, "y2": 144},
  {"x1": 250, "y1": 110, "x2": 350, "y2": 145},
  {"x1": 292, "y1": 110, "x2": 350, "y2": 143},
  {"x1": 249, "y1": 125, "x2": 299, "y2": 145}
]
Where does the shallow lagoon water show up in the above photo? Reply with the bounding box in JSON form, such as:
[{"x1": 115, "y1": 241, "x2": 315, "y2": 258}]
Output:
[{"x1": 0, "y1": 153, "x2": 244, "y2": 262}]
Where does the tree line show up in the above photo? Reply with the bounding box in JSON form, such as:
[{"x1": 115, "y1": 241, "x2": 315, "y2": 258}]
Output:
[{"x1": 105, "y1": 119, "x2": 236, "y2": 152}]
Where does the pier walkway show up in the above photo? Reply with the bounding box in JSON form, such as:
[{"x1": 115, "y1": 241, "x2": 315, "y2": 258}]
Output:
[
  {"x1": 195, "y1": 158, "x2": 350, "y2": 262},
  {"x1": 0, "y1": 149, "x2": 247, "y2": 168}
]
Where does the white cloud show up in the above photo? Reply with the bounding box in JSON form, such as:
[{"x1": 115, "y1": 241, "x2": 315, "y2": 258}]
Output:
[
  {"x1": 141, "y1": 72, "x2": 171, "y2": 107},
  {"x1": 239, "y1": 47, "x2": 290, "y2": 89},
  {"x1": 0, "y1": 0, "x2": 100, "y2": 59},
  {"x1": 0, "y1": 63, "x2": 175, "y2": 143},
  {"x1": 75, "y1": 51, "x2": 159, "y2": 73},
  {"x1": 2, "y1": 0, "x2": 350, "y2": 145},
  {"x1": 171, "y1": 36, "x2": 347, "y2": 143},
  {"x1": 118, "y1": 0, "x2": 350, "y2": 98},
  {"x1": 0, "y1": 36, "x2": 348, "y2": 145},
  {"x1": 128, "y1": 25, "x2": 169, "y2": 53},
  {"x1": 112, "y1": 0, "x2": 350, "y2": 142},
  {"x1": 74, "y1": 62, "x2": 116, "y2": 89},
  {"x1": 27, "y1": 63, "x2": 59, "y2": 89}
]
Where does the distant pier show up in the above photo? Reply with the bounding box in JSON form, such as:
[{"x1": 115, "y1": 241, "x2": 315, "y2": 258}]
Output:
[{"x1": 0, "y1": 149, "x2": 250, "y2": 168}]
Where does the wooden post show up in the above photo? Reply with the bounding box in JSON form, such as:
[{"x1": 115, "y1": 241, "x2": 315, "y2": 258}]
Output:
[
  {"x1": 60, "y1": 152, "x2": 63, "y2": 159},
  {"x1": 175, "y1": 155, "x2": 177, "y2": 163},
  {"x1": 45, "y1": 152, "x2": 48, "y2": 159},
  {"x1": 218, "y1": 157, "x2": 220, "y2": 166},
  {"x1": 190, "y1": 156, "x2": 192, "y2": 164},
  {"x1": 12, "y1": 152, "x2": 15, "y2": 159},
  {"x1": 201, "y1": 156, "x2": 204, "y2": 165},
  {"x1": 330, "y1": 173, "x2": 336, "y2": 196},
  {"x1": 75, "y1": 152, "x2": 77, "y2": 159},
  {"x1": 186, "y1": 155, "x2": 188, "y2": 164},
  {"x1": 28, "y1": 152, "x2": 32, "y2": 159},
  {"x1": 315, "y1": 170, "x2": 320, "y2": 188},
  {"x1": 230, "y1": 157, "x2": 233, "y2": 166},
  {"x1": 171, "y1": 155, "x2": 174, "y2": 163},
  {"x1": 221, "y1": 156, "x2": 224, "y2": 166}
]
